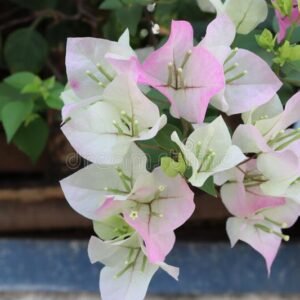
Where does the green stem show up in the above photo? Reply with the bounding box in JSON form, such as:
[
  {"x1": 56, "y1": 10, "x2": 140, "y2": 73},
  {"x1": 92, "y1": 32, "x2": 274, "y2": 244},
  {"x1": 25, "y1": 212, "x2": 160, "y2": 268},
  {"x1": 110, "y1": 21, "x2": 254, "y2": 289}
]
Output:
[
  {"x1": 30, "y1": 15, "x2": 45, "y2": 29},
  {"x1": 180, "y1": 118, "x2": 192, "y2": 139}
]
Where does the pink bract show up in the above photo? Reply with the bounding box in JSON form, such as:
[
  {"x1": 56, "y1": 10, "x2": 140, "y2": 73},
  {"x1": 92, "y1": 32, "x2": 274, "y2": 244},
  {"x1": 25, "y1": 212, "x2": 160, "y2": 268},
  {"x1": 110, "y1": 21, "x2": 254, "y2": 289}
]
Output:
[{"x1": 139, "y1": 20, "x2": 225, "y2": 123}]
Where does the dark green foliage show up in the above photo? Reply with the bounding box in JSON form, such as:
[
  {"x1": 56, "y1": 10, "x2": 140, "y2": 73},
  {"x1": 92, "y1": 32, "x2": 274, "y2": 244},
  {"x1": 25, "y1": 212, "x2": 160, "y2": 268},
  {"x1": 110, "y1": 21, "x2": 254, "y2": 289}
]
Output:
[
  {"x1": 4, "y1": 28, "x2": 48, "y2": 73},
  {"x1": 0, "y1": 72, "x2": 63, "y2": 161}
]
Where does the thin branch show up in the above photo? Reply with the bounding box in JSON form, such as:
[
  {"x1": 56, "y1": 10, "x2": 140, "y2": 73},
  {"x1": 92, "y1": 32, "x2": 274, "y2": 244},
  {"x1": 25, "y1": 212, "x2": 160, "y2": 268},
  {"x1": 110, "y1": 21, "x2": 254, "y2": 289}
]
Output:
[{"x1": 0, "y1": 15, "x2": 35, "y2": 31}]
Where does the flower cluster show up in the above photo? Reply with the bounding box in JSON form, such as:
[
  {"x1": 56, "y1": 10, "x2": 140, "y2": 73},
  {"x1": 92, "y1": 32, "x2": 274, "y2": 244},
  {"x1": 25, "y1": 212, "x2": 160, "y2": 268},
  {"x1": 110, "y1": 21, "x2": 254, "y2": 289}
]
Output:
[{"x1": 60, "y1": 12, "x2": 300, "y2": 300}]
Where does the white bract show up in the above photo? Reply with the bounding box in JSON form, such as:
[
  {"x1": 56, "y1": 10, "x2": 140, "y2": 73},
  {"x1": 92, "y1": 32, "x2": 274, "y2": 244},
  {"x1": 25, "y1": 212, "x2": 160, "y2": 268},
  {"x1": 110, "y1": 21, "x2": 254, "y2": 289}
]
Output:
[
  {"x1": 232, "y1": 92, "x2": 300, "y2": 203},
  {"x1": 66, "y1": 29, "x2": 134, "y2": 99},
  {"x1": 233, "y1": 92, "x2": 300, "y2": 153},
  {"x1": 171, "y1": 116, "x2": 246, "y2": 187},
  {"x1": 199, "y1": 0, "x2": 268, "y2": 34},
  {"x1": 61, "y1": 74, "x2": 166, "y2": 165},
  {"x1": 60, "y1": 144, "x2": 148, "y2": 220},
  {"x1": 257, "y1": 143, "x2": 300, "y2": 201},
  {"x1": 88, "y1": 234, "x2": 179, "y2": 300},
  {"x1": 242, "y1": 92, "x2": 300, "y2": 140},
  {"x1": 61, "y1": 142, "x2": 195, "y2": 264}
]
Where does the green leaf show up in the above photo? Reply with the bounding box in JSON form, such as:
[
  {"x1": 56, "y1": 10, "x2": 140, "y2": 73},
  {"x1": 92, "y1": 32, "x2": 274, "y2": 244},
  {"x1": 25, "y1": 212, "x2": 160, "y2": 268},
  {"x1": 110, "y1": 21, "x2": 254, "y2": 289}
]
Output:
[
  {"x1": 154, "y1": 123, "x2": 182, "y2": 151},
  {"x1": 290, "y1": 26, "x2": 300, "y2": 44},
  {"x1": 200, "y1": 176, "x2": 217, "y2": 197},
  {"x1": 13, "y1": 117, "x2": 49, "y2": 162},
  {"x1": 123, "y1": 0, "x2": 151, "y2": 5},
  {"x1": 115, "y1": 5, "x2": 143, "y2": 35},
  {"x1": 4, "y1": 28, "x2": 48, "y2": 73},
  {"x1": 21, "y1": 77, "x2": 43, "y2": 94},
  {"x1": 282, "y1": 61, "x2": 300, "y2": 87},
  {"x1": 277, "y1": 82, "x2": 295, "y2": 105},
  {"x1": 5, "y1": 72, "x2": 38, "y2": 90},
  {"x1": 1, "y1": 100, "x2": 34, "y2": 142},
  {"x1": 146, "y1": 88, "x2": 170, "y2": 112},
  {"x1": 184, "y1": 165, "x2": 193, "y2": 179},
  {"x1": 43, "y1": 77, "x2": 55, "y2": 90},
  {"x1": 100, "y1": 0, "x2": 150, "y2": 9},
  {"x1": 0, "y1": 83, "x2": 19, "y2": 119},
  {"x1": 100, "y1": 0, "x2": 123, "y2": 9},
  {"x1": 44, "y1": 82, "x2": 64, "y2": 109},
  {"x1": 137, "y1": 140, "x2": 167, "y2": 171},
  {"x1": 155, "y1": 0, "x2": 178, "y2": 28}
]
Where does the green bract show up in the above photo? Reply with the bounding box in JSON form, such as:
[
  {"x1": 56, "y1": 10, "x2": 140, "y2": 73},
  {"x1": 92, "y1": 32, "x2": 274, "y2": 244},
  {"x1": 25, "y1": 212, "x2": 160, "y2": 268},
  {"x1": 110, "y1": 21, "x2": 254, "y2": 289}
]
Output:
[
  {"x1": 274, "y1": 41, "x2": 300, "y2": 66},
  {"x1": 199, "y1": 0, "x2": 268, "y2": 34},
  {"x1": 161, "y1": 153, "x2": 186, "y2": 178},
  {"x1": 272, "y1": 0, "x2": 293, "y2": 16},
  {"x1": 93, "y1": 215, "x2": 134, "y2": 241},
  {"x1": 256, "y1": 29, "x2": 276, "y2": 52}
]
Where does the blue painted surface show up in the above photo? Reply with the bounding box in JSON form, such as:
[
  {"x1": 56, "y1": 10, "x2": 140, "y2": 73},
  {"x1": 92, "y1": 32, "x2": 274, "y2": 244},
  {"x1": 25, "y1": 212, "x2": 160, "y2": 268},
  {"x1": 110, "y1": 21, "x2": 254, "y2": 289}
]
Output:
[{"x1": 0, "y1": 239, "x2": 300, "y2": 295}]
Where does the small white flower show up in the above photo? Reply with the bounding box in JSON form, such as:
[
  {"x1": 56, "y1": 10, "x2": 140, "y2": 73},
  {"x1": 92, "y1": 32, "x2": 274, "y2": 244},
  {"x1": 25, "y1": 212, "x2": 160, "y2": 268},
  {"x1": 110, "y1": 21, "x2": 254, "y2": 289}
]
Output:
[
  {"x1": 62, "y1": 74, "x2": 167, "y2": 165},
  {"x1": 171, "y1": 116, "x2": 246, "y2": 187}
]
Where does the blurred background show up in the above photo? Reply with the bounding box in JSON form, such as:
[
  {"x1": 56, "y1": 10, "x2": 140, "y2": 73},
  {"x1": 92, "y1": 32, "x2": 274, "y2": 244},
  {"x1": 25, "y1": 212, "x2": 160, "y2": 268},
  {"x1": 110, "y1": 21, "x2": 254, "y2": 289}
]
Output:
[{"x1": 0, "y1": 0, "x2": 300, "y2": 299}]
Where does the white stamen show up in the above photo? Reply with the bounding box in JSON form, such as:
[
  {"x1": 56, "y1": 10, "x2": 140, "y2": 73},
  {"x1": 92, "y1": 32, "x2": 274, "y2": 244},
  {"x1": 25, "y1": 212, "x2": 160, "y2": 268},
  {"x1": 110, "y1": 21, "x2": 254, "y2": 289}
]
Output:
[
  {"x1": 158, "y1": 185, "x2": 165, "y2": 192},
  {"x1": 177, "y1": 68, "x2": 184, "y2": 88},
  {"x1": 129, "y1": 210, "x2": 139, "y2": 220}
]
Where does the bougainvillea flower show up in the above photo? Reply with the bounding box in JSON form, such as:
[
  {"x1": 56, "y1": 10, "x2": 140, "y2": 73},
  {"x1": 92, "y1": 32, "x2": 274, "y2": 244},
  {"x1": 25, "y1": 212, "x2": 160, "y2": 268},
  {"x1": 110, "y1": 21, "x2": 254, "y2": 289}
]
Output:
[
  {"x1": 221, "y1": 181, "x2": 300, "y2": 273},
  {"x1": 242, "y1": 95, "x2": 283, "y2": 125},
  {"x1": 61, "y1": 152, "x2": 195, "y2": 264},
  {"x1": 257, "y1": 145, "x2": 300, "y2": 198},
  {"x1": 60, "y1": 88, "x2": 100, "y2": 121},
  {"x1": 200, "y1": 15, "x2": 282, "y2": 115},
  {"x1": 221, "y1": 0, "x2": 268, "y2": 34},
  {"x1": 198, "y1": 0, "x2": 268, "y2": 34},
  {"x1": 60, "y1": 144, "x2": 148, "y2": 220},
  {"x1": 66, "y1": 29, "x2": 135, "y2": 99},
  {"x1": 273, "y1": 0, "x2": 300, "y2": 42},
  {"x1": 171, "y1": 116, "x2": 246, "y2": 187},
  {"x1": 61, "y1": 55, "x2": 142, "y2": 121},
  {"x1": 232, "y1": 124, "x2": 271, "y2": 154},
  {"x1": 88, "y1": 234, "x2": 179, "y2": 300},
  {"x1": 234, "y1": 93, "x2": 300, "y2": 154},
  {"x1": 98, "y1": 167, "x2": 195, "y2": 263},
  {"x1": 278, "y1": 140, "x2": 300, "y2": 203},
  {"x1": 199, "y1": 14, "x2": 235, "y2": 63},
  {"x1": 139, "y1": 20, "x2": 225, "y2": 123},
  {"x1": 215, "y1": 48, "x2": 282, "y2": 115},
  {"x1": 61, "y1": 74, "x2": 166, "y2": 164},
  {"x1": 251, "y1": 91, "x2": 300, "y2": 140}
]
